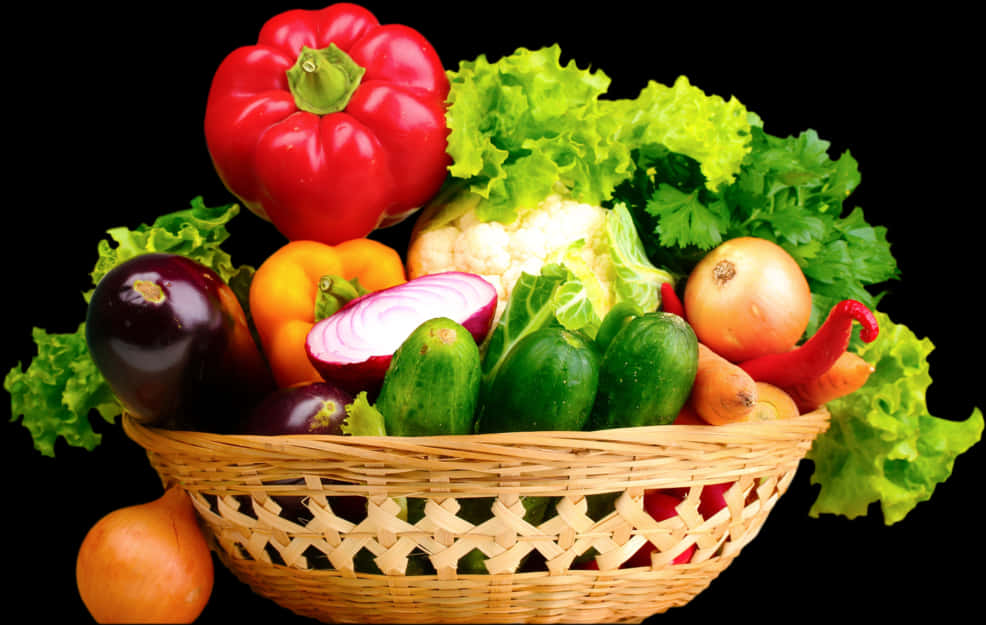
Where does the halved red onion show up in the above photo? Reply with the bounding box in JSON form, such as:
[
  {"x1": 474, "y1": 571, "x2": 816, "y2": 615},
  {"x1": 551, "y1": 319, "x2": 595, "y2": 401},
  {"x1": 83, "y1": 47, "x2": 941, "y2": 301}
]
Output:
[{"x1": 305, "y1": 271, "x2": 497, "y2": 395}]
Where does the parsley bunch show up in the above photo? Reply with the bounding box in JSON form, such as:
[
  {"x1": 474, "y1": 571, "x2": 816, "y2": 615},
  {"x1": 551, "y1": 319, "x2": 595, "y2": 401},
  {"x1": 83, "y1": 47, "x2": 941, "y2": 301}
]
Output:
[{"x1": 614, "y1": 124, "x2": 900, "y2": 334}]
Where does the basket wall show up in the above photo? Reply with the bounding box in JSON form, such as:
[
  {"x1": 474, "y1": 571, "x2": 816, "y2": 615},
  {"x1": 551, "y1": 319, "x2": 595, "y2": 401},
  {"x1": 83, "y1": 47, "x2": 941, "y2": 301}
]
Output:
[{"x1": 123, "y1": 408, "x2": 829, "y2": 624}]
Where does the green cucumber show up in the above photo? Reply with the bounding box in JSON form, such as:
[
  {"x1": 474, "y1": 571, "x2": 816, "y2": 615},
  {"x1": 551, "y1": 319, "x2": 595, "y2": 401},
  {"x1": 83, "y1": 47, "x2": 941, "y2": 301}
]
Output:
[
  {"x1": 376, "y1": 317, "x2": 480, "y2": 436},
  {"x1": 595, "y1": 300, "x2": 643, "y2": 353},
  {"x1": 588, "y1": 311, "x2": 698, "y2": 429},
  {"x1": 475, "y1": 327, "x2": 601, "y2": 433},
  {"x1": 454, "y1": 495, "x2": 553, "y2": 573}
]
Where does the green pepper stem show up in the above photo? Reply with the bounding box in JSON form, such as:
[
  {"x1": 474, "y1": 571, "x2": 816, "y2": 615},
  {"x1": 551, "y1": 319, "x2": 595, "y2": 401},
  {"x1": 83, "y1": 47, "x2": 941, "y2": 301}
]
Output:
[
  {"x1": 314, "y1": 274, "x2": 368, "y2": 321},
  {"x1": 286, "y1": 44, "x2": 365, "y2": 115}
]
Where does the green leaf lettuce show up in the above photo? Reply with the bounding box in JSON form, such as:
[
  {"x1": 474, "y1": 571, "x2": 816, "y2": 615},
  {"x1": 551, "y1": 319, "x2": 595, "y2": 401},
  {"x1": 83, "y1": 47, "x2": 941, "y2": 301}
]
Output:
[
  {"x1": 806, "y1": 312, "x2": 983, "y2": 524},
  {"x1": 342, "y1": 392, "x2": 388, "y2": 437},
  {"x1": 4, "y1": 325, "x2": 120, "y2": 457},
  {"x1": 445, "y1": 44, "x2": 753, "y2": 223},
  {"x1": 90, "y1": 196, "x2": 244, "y2": 292}
]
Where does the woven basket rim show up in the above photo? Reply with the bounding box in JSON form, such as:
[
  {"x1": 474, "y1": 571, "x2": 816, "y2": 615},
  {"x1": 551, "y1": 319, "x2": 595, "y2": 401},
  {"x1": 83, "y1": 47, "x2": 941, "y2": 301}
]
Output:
[
  {"x1": 122, "y1": 409, "x2": 830, "y2": 497},
  {"x1": 122, "y1": 407, "x2": 830, "y2": 448}
]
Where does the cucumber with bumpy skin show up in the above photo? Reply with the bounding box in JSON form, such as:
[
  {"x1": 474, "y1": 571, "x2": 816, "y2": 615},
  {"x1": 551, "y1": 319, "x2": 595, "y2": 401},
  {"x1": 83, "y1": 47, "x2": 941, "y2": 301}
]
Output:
[
  {"x1": 595, "y1": 300, "x2": 644, "y2": 353},
  {"x1": 376, "y1": 317, "x2": 480, "y2": 436},
  {"x1": 588, "y1": 312, "x2": 698, "y2": 429},
  {"x1": 475, "y1": 327, "x2": 601, "y2": 433}
]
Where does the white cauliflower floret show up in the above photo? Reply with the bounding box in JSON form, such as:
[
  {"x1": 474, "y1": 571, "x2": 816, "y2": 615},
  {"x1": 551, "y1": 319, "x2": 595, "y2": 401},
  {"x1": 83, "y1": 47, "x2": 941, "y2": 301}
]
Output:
[{"x1": 408, "y1": 194, "x2": 615, "y2": 319}]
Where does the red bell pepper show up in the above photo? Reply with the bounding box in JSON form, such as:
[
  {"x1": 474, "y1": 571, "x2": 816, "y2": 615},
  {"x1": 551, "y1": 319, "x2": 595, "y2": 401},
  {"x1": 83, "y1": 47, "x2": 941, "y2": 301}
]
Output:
[{"x1": 204, "y1": 3, "x2": 451, "y2": 245}]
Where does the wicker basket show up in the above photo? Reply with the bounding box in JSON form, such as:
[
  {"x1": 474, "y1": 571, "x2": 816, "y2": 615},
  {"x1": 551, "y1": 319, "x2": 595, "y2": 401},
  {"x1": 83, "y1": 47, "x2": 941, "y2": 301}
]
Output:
[{"x1": 123, "y1": 408, "x2": 829, "y2": 624}]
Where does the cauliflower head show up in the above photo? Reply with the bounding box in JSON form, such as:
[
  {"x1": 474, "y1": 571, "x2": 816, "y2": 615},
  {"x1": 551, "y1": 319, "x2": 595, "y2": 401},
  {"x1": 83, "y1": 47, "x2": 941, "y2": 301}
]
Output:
[{"x1": 408, "y1": 190, "x2": 671, "y2": 321}]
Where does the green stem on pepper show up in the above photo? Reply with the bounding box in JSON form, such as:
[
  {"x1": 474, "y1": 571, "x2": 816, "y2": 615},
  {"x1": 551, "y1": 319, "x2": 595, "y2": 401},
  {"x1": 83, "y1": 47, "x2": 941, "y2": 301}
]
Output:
[
  {"x1": 286, "y1": 44, "x2": 365, "y2": 115},
  {"x1": 313, "y1": 275, "x2": 367, "y2": 321}
]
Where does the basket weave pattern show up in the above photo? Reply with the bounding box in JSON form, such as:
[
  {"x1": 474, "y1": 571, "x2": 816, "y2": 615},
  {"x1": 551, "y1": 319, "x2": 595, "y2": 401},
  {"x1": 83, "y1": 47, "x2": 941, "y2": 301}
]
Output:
[{"x1": 123, "y1": 409, "x2": 829, "y2": 624}]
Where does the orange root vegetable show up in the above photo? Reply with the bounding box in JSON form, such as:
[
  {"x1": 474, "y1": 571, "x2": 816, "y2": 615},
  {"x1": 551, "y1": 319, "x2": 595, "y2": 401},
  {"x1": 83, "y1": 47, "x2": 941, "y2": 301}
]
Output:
[
  {"x1": 785, "y1": 351, "x2": 875, "y2": 412},
  {"x1": 746, "y1": 382, "x2": 800, "y2": 421},
  {"x1": 689, "y1": 343, "x2": 759, "y2": 425},
  {"x1": 76, "y1": 486, "x2": 214, "y2": 624}
]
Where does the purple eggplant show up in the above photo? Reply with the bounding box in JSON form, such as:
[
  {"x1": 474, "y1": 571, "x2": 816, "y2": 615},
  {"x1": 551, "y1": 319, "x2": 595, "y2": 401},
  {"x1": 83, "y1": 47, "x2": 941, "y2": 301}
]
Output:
[
  {"x1": 240, "y1": 381, "x2": 353, "y2": 435},
  {"x1": 86, "y1": 253, "x2": 274, "y2": 432},
  {"x1": 237, "y1": 382, "x2": 366, "y2": 524}
]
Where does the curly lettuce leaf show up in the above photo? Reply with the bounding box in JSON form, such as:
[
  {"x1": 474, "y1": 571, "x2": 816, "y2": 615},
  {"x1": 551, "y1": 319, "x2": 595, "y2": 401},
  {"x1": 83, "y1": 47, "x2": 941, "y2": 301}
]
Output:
[
  {"x1": 446, "y1": 44, "x2": 630, "y2": 222},
  {"x1": 5, "y1": 325, "x2": 121, "y2": 457},
  {"x1": 342, "y1": 392, "x2": 388, "y2": 437},
  {"x1": 8, "y1": 198, "x2": 250, "y2": 455},
  {"x1": 90, "y1": 196, "x2": 243, "y2": 292},
  {"x1": 806, "y1": 312, "x2": 983, "y2": 524},
  {"x1": 445, "y1": 45, "x2": 752, "y2": 224},
  {"x1": 602, "y1": 76, "x2": 753, "y2": 191}
]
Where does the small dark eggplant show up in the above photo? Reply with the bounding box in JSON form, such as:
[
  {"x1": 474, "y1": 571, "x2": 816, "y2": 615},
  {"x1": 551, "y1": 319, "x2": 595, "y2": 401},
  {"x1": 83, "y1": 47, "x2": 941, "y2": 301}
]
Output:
[
  {"x1": 237, "y1": 382, "x2": 366, "y2": 525},
  {"x1": 240, "y1": 381, "x2": 353, "y2": 435},
  {"x1": 86, "y1": 253, "x2": 274, "y2": 432}
]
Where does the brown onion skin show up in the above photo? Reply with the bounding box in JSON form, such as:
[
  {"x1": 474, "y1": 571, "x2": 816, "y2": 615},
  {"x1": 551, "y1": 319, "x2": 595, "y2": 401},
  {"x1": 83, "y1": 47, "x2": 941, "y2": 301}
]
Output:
[
  {"x1": 684, "y1": 237, "x2": 812, "y2": 363},
  {"x1": 76, "y1": 486, "x2": 214, "y2": 624}
]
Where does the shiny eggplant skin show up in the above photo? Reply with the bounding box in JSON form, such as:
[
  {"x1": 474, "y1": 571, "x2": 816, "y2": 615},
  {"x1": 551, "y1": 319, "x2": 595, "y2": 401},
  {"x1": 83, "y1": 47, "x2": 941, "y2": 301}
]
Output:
[
  {"x1": 85, "y1": 253, "x2": 274, "y2": 431},
  {"x1": 239, "y1": 381, "x2": 353, "y2": 435}
]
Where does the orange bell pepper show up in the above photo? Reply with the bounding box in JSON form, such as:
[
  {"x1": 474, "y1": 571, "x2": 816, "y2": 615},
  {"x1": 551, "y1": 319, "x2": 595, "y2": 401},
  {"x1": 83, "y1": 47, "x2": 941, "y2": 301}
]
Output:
[{"x1": 249, "y1": 238, "x2": 406, "y2": 388}]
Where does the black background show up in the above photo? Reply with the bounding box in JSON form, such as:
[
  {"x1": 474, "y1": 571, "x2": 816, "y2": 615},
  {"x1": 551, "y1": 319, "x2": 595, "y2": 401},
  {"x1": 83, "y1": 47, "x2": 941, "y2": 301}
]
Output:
[{"x1": 5, "y1": 2, "x2": 983, "y2": 623}]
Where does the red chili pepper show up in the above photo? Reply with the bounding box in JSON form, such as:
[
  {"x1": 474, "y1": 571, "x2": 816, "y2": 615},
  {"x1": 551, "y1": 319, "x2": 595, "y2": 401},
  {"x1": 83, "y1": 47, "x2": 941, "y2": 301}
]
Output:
[
  {"x1": 204, "y1": 3, "x2": 451, "y2": 245},
  {"x1": 660, "y1": 282, "x2": 685, "y2": 317},
  {"x1": 738, "y1": 299, "x2": 879, "y2": 388}
]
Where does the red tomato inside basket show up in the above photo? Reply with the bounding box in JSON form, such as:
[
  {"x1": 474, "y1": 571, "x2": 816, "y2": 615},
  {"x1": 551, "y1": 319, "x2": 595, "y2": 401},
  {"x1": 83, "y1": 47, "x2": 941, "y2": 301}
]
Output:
[
  {"x1": 663, "y1": 481, "x2": 745, "y2": 520},
  {"x1": 697, "y1": 481, "x2": 760, "y2": 518},
  {"x1": 623, "y1": 491, "x2": 696, "y2": 568},
  {"x1": 698, "y1": 482, "x2": 732, "y2": 518}
]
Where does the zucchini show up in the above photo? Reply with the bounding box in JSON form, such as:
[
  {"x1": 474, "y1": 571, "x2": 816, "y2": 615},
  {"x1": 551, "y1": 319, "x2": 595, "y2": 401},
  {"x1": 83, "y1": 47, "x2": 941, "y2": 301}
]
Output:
[
  {"x1": 376, "y1": 317, "x2": 480, "y2": 436},
  {"x1": 476, "y1": 327, "x2": 601, "y2": 433},
  {"x1": 588, "y1": 311, "x2": 698, "y2": 429}
]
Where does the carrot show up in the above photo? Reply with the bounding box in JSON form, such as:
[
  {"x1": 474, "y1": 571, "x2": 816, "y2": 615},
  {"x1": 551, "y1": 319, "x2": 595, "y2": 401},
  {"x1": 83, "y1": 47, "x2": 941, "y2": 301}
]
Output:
[
  {"x1": 746, "y1": 382, "x2": 800, "y2": 421},
  {"x1": 785, "y1": 351, "x2": 875, "y2": 412},
  {"x1": 688, "y1": 343, "x2": 759, "y2": 425}
]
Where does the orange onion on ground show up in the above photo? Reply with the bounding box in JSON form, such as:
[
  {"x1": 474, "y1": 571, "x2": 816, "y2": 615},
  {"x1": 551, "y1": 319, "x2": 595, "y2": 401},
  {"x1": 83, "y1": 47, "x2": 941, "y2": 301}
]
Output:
[
  {"x1": 683, "y1": 237, "x2": 812, "y2": 363},
  {"x1": 76, "y1": 486, "x2": 214, "y2": 624}
]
